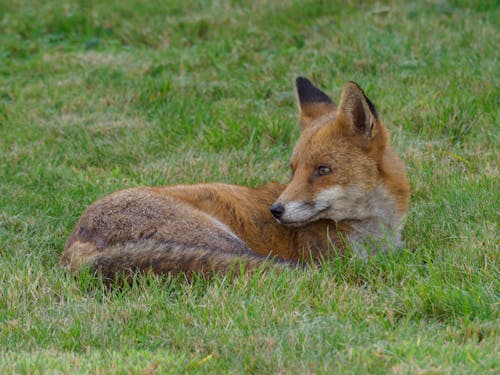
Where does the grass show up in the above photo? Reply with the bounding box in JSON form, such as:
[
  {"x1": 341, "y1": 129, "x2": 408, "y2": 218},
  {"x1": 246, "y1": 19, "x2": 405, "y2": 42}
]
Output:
[{"x1": 0, "y1": 0, "x2": 498, "y2": 373}]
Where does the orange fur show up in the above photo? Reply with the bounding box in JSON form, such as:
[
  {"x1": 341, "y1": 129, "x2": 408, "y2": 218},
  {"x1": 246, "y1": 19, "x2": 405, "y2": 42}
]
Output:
[{"x1": 61, "y1": 78, "x2": 410, "y2": 279}]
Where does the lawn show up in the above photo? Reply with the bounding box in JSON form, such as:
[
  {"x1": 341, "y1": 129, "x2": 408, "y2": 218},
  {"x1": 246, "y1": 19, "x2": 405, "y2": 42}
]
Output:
[{"x1": 0, "y1": 0, "x2": 498, "y2": 373}]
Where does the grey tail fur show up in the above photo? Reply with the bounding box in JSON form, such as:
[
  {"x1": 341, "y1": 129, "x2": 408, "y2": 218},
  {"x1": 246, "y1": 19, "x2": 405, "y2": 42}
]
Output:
[{"x1": 88, "y1": 238, "x2": 297, "y2": 282}]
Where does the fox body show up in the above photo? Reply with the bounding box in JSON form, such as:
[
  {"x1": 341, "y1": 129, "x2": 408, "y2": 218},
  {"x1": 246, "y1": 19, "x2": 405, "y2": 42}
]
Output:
[{"x1": 61, "y1": 78, "x2": 410, "y2": 279}]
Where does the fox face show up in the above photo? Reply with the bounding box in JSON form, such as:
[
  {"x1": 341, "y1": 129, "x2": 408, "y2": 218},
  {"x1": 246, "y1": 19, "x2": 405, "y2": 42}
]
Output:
[
  {"x1": 271, "y1": 78, "x2": 406, "y2": 228},
  {"x1": 274, "y1": 132, "x2": 379, "y2": 225}
]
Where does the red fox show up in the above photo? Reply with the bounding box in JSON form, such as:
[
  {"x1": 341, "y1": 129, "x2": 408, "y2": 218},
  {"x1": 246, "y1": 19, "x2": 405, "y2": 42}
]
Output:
[{"x1": 60, "y1": 77, "x2": 410, "y2": 279}]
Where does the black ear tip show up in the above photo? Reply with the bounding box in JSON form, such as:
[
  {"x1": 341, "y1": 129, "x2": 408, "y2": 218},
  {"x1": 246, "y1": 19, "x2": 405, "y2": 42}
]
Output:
[
  {"x1": 296, "y1": 76, "x2": 311, "y2": 87},
  {"x1": 295, "y1": 77, "x2": 317, "y2": 94},
  {"x1": 345, "y1": 81, "x2": 378, "y2": 119},
  {"x1": 347, "y1": 81, "x2": 362, "y2": 90},
  {"x1": 296, "y1": 76, "x2": 332, "y2": 104}
]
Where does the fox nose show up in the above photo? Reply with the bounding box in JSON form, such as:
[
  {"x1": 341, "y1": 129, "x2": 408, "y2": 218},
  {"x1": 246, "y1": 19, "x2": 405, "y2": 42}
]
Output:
[{"x1": 270, "y1": 203, "x2": 285, "y2": 219}]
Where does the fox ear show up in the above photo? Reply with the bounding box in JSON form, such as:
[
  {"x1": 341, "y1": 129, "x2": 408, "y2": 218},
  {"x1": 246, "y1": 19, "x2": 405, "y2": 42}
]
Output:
[
  {"x1": 295, "y1": 77, "x2": 336, "y2": 130},
  {"x1": 337, "y1": 82, "x2": 379, "y2": 141}
]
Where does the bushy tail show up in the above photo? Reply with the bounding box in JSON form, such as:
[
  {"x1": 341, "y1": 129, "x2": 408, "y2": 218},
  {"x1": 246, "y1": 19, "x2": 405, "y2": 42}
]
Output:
[{"x1": 64, "y1": 238, "x2": 296, "y2": 282}]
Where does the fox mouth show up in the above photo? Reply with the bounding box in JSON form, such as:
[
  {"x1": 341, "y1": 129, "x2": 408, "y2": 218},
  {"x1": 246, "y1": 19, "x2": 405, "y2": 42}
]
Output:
[{"x1": 275, "y1": 205, "x2": 330, "y2": 227}]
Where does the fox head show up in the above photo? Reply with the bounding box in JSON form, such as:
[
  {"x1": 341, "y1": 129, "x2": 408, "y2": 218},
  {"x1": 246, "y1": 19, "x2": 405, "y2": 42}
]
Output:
[{"x1": 270, "y1": 77, "x2": 410, "y2": 230}]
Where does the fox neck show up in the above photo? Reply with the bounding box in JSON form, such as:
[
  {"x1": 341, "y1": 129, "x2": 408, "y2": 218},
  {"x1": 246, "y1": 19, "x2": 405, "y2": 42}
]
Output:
[{"x1": 340, "y1": 184, "x2": 405, "y2": 257}]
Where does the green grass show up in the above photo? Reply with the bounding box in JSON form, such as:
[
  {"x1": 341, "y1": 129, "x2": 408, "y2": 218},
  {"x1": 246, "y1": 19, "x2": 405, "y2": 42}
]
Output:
[{"x1": 1, "y1": 0, "x2": 498, "y2": 373}]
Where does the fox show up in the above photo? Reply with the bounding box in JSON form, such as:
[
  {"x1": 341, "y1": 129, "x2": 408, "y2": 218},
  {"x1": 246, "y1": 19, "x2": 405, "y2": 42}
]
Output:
[{"x1": 60, "y1": 77, "x2": 410, "y2": 280}]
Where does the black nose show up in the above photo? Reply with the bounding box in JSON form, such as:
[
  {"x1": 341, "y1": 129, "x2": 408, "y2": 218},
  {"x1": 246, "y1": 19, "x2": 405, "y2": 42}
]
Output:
[{"x1": 270, "y1": 203, "x2": 285, "y2": 219}]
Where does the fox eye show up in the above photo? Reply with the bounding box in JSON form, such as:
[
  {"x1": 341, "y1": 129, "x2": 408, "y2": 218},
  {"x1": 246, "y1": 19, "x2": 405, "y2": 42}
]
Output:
[{"x1": 316, "y1": 165, "x2": 331, "y2": 176}]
